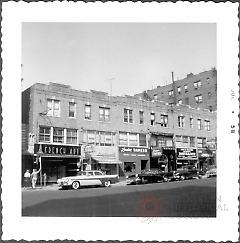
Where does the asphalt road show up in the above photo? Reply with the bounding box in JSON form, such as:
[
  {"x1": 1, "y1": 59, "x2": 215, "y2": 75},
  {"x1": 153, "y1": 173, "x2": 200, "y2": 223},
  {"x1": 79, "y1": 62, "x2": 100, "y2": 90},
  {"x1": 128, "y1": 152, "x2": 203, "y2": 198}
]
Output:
[{"x1": 22, "y1": 178, "x2": 216, "y2": 217}]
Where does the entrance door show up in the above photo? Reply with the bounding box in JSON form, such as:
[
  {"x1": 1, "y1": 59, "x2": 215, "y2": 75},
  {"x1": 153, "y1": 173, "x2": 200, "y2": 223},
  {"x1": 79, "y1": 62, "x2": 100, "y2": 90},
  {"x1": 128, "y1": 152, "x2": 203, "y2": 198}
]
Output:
[{"x1": 141, "y1": 160, "x2": 147, "y2": 172}]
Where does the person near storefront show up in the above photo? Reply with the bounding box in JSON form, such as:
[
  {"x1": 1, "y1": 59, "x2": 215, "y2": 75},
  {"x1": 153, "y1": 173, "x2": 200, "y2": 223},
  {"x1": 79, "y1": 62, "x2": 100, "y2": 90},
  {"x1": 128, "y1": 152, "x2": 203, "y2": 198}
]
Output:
[
  {"x1": 23, "y1": 169, "x2": 31, "y2": 188},
  {"x1": 31, "y1": 165, "x2": 41, "y2": 189}
]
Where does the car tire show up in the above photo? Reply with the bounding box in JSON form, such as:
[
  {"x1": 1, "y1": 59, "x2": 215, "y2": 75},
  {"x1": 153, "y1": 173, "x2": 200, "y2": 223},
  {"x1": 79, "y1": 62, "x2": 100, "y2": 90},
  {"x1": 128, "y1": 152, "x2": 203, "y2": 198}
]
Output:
[
  {"x1": 104, "y1": 180, "x2": 111, "y2": 187},
  {"x1": 72, "y1": 181, "x2": 80, "y2": 190}
]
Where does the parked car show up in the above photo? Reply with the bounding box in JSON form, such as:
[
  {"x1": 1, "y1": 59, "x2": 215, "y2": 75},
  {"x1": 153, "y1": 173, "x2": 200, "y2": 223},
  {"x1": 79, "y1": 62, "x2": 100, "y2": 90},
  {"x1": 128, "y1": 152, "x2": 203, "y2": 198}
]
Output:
[
  {"x1": 126, "y1": 174, "x2": 141, "y2": 185},
  {"x1": 138, "y1": 170, "x2": 165, "y2": 184},
  {"x1": 176, "y1": 165, "x2": 200, "y2": 180},
  {"x1": 206, "y1": 167, "x2": 217, "y2": 178},
  {"x1": 163, "y1": 171, "x2": 181, "y2": 182},
  {"x1": 57, "y1": 170, "x2": 119, "y2": 190}
]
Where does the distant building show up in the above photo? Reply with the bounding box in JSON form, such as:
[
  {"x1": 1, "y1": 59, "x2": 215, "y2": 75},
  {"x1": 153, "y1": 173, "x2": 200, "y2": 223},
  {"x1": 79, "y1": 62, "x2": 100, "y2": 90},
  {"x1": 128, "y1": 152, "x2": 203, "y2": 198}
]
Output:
[
  {"x1": 135, "y1": 68, "x2": 217, "y2": 111},
  {"x1": 22, "y1": 82, "x2": 216, "y2": 183}
]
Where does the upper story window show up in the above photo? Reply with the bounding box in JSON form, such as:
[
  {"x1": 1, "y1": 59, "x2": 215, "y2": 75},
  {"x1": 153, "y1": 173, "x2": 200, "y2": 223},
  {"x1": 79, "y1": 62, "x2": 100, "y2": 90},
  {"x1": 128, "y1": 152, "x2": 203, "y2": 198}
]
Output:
[
  {"x1": 129, "y1": 133, "x2": 138, "y2": 146},
  {"x1": 195, "y1": 94, "x2": 203, "y2": 104},
  {"x1": 176, "y1": 135, "x2": 182, "y2": 147},
  {"x1": 190, "y1": 137, "x2": 195, "y2": 147},
  {"x1": 39, "y1": 126, "x2": 51, "y2": 143},
  {"x1": 204, "y1": 120, "x2": 210, "y2": 131},
  {"x1": 178, "y1": 115, "x2": 185, "y2": 128},
  {"x1": 197, "y1": 137, "x2": 206, "y2": 148},
  {"x1": 139, "y1": 134, "x2": 147, "y2": 147},
  {"x1": 160, "y1": 114, "x2": 168, "y2": 127},
  {"x1": 69, "y1": 102, "x2": 76, "y2": 118},
  {"x1": 139, "y1": 111, "x2": 144, "y2": 125},
  {"x1": 124, "y1": 108, "x2": 133, "y2": 123},
  {"x1": 194, "y1": 80, "x2": 202, "y2": 89},
  {"x1": 168, "y1": 90, "x2": 174, "y2": 97},
  {"x1": 190, "y1": 117, "x2": 193, "y2": 128},
  {"x1": 47, "y1": 99, "x2": 60, "y2": 117},
  {"x1": 99, "y1": 107, "x2": 110, "y2": 122},
  {"x1": 85, "y1": 105, "x2": 91, "y2": 120},
  {"x1": 182, "y1": 136, "x2": 189, "y2": 146},
  {"x1": 67, "y1": 129, "x2": 77, "y2": 144},
  {"x1": 184, "y1": 85, "x2": 188, "y2": 93},
  {"x1": 177, "y1": 87, "x2": 181, "y2": 94},
  {"x1": 178, "y1": 99, "x2": 183, "y2": 105},
  {"x1": 197, "y1": 119, "x2": 202, "y2": 130},
  {"x1": 150, "y1": 112, "x2": 155, "y2": 126},
  {"x1": 53, "y1": 127, "x2": 64, "y2": 143},
  {"x1": 119, "y1": 132, "x2": 128, "y2": 146}
]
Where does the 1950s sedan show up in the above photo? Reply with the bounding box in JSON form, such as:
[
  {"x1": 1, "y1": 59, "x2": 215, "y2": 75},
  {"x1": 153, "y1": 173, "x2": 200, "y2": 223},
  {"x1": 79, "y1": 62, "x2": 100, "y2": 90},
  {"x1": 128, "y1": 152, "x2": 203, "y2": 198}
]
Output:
[{"x1": 57, "y1": 170, "x2": 119, "y2": 190}]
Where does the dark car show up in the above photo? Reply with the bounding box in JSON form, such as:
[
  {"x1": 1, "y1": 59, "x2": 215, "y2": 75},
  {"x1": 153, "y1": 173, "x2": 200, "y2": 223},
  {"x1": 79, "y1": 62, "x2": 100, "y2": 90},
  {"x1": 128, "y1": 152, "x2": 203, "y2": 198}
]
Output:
[
  {"x1": 138, "y1": 170, "x2": 165, "y2": 184},
  {"x1": 176, "y1": 165, "x2": 200, "y2": 180},
  {"x1": 163, "y1": 171, "x2": 181, "y2": 182}
]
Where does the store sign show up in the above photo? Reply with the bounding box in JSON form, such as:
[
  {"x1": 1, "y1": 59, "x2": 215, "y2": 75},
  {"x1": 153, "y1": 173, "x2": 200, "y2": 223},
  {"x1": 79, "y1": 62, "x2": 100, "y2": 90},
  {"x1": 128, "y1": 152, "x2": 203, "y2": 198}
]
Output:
[
  {"x1": 177, "y1": 148, "x2": 197, "y2": 159},
  {"x1": 91, "y1": 146, "x2": 118, "y2": 159},
  {"x1": 151, "y1": 147, "x2": 162, "y2": 157},
  {"x1": 34, "y1": 144, "x2": 81, "y2": 156},
  {"x1": 119, "y1": 146, "x2": 149, "y2": 157},
  {"x1": 84, "y1": 144, "x2": 95, "y2": 153}
]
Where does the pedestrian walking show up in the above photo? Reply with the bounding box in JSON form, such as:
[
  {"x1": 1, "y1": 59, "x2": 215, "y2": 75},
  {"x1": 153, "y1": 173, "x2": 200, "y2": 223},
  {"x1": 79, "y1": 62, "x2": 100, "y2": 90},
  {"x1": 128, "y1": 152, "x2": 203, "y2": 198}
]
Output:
[
  {"x1": 23, "y1": 169, "x2": 31, "y2": 188},
  {"x1": 31, "y1": 167, "x2": 41, "y2": 189}
]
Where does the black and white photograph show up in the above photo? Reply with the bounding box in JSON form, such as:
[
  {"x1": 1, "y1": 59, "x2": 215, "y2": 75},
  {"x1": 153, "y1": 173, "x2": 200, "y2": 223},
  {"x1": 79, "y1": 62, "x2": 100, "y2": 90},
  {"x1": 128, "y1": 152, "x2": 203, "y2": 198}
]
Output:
[{"x1": 1, "y1": 2, "x2": 239, "y2": 242}]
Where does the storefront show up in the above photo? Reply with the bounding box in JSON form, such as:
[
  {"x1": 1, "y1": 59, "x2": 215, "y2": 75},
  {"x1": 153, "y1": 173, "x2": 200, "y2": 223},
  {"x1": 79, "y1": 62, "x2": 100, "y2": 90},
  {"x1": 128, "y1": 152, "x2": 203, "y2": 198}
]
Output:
[
  {"x1": 176, "y1": 148, "x2": 198, "y2": 169},
  {"x1": 118, "y1": 146, "x2": 150, "y2": 176},
  {"x1": 150, "y1": 146, "x2": 176, "y2": 172},
  {"x1": 85, "y1": 145, "x2": 122, "y2": 175},
  {"x1": 34, "y1": 143, "x2": 82, "y2": 183},
  {"x1": 198, "y1": 148, "x2": 216, "y2": 171}
]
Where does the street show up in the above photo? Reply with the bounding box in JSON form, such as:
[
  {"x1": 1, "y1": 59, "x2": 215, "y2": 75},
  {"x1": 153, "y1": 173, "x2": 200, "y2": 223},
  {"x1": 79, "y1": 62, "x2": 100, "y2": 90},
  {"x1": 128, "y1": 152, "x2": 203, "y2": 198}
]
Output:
[{"x1": 22, "y1": 177, "x2": 216, "y2": 217}]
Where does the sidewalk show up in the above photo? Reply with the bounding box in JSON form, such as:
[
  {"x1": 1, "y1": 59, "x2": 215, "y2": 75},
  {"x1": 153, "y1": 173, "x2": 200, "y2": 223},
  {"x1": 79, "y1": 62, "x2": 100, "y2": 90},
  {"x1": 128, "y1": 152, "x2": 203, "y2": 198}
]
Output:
[{"x1": 22, "y1": 179, "x2": 126, "y2": 191}]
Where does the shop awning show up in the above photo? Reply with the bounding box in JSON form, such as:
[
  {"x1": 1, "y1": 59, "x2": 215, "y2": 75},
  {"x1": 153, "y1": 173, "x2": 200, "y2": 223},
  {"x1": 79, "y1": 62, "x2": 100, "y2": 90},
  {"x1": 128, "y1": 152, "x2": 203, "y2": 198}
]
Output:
[{"x1": 91, "y1": 155, "x2": 122, "y2": 164}]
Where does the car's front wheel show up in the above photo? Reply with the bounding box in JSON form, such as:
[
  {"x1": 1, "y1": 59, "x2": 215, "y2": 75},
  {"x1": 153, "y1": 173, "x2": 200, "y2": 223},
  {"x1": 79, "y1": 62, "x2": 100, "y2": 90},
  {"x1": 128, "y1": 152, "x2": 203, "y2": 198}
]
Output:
[
  {"x1": 104, "y1": 180, "x2": 111, "y2": 187},
  {"x1": 72, "y1": 181, "x2": 80, "y2": 190}
]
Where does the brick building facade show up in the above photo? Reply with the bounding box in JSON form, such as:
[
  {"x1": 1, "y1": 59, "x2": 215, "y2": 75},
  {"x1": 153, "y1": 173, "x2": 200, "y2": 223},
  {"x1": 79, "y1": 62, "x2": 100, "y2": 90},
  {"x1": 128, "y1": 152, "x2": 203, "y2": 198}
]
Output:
[
  {"x1": 135, "y1": 68, "x2": 217, "y2": 111},
  {"x1": 22, "y1": 82, "x2": 216, "y2": 183}
]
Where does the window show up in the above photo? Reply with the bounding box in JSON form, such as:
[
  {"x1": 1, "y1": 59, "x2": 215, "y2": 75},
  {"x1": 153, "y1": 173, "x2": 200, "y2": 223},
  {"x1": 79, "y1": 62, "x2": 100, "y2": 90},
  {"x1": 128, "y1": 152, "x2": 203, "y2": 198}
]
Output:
[
  {"x1": 124, "y1": 108, "x2": 133, "y2": 123},
  {"x1": 178, "y1": 116, "x2": 185, "y2": 128},
  {"x1": 119, "y1": 132, "x2": 128, "y2": 146},
  {"x1": 150, "y1": 112, "x2": 155, "y2": 126},
  {"x1": 194, "y1": 80, "x2": 202, "y2": 89},
  {"x1": 190, "y1": 137, "x2": 195, "y2": 147},
  {"x1": 53, "y1": 128, "x2": 64, "y2": 143},
  {"x1": 150, "y1": 136, "x2": 157, "y2": 147},
  {"x1": 104, "y1": 132, "x2": 113, "y2": 146},
  {"x1": 157, "y1": 136, "x2": 166, "y2": 147},
  {"x1": 160, "y1": 114, "x2": 168, "y2": 127},
  {"x1": 129, "y1": 133, "x2": 138, "y2": 146},
  {"x1": 67, "y1": 129, "x2": 77, "y2": 144},
  {"x1": 99, "y1": 107, "x2": 110, "y2": 122},
  {"x1": 204, "y1": 120, "x2": 210, "y2": 131},
  {"x1": 176, "y1": 135, "x2": 182, "y2": 147},
  {"x1": 85, "y1": 105, "x2": 91, "y2": 120},
  {"x1": 177, "y1": 87, "x2": 181, "y2": 94},
  {"x1": 69, "y1": 102, "x2": 76, "y2": 118},
  {"x1": 209, "y1": 106, "x2": 213, "y2": 112},
  {"x1": 197, "y1": 137, "x2": 206, "y2": 148},
  {"x1": 168, "y1": 90, "x2": 173, "y2": 97},
  {"x1": 184, "y1": 85, "x2": 188, "y2": 93},
  {"x1": 190, "y1": 117, "x2": 193, "y2": 128},
  {"x1": 185, "y1": 97, "x2": 189, "y2": 105},
  {"x1": 139, "y1": 134, "x2": 147, "y2": 147},
  {"x1": 178, "y1": 99, "x2": 183, "y2": 105},
  {"x1": 153, "y1": 94, "x2": 158, "y2": 100},
  {"x1": 197, "y1": 119, "x2": 202, "y2": 130},
  {"x1": 39, "y1": 126, "x2": 51, "y2": 142},
  {"x1": 182, "y1": 136, "x2": 189, "y2": 146},
  {"x1": 47, "y1": 99, "x2": 60, "y2": 117},
  {"x1": 195, "y1": 95, "x2": 203, "y2": 104},
  {"x1": 139, "y1": 111, "x2": 144, "y2": 125}
]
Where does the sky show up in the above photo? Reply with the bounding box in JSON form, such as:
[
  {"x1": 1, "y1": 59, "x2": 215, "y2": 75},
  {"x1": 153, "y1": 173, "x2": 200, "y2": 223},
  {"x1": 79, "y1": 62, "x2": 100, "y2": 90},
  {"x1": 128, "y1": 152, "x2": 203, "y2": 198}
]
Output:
[{"x1": 22, "y1": 23, "x2": 216, "y2": 95}]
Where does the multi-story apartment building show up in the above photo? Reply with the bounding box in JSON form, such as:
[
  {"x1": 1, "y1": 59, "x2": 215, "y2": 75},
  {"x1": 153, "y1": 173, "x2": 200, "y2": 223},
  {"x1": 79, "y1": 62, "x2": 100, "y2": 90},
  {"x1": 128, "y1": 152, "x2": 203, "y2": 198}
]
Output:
[
  {"x1": 135, "y1": 68, "x2": 217, "y2": 111},
  {"x1": 22, "y1": 82, "x2": 216, "y2": 183}
]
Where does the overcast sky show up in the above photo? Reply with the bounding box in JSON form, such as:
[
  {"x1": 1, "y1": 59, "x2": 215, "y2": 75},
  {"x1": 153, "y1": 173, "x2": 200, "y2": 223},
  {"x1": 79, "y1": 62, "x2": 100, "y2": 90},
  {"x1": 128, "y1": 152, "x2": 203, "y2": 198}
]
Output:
[{"x1": 22, "y1": 23, "x2": 216, "y2": 95}]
